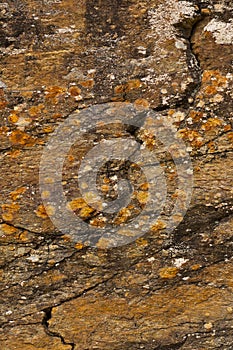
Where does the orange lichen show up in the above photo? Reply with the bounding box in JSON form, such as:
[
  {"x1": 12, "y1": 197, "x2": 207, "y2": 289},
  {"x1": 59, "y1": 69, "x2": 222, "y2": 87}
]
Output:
[
  {"x1": 201, "y1": 8, "x2": 211, "y2": 14},
  {"x1": 227, "y1": 132, "x2": 233, "y2": 144},
  {"x1": 0, "y1": 90, "x2": 7, "y2": 109},
  {"x1": 114, "y1": 79, "x2": 142, "y2": 95},
  {"x1": 28, "y1": 104, "x2": 44, "y2": 117},
  {"x1": 0, "y1": 100, "x2": 7, "y2": 110},
  {"x1": 125, "y1": 79, "x2": 142, "y2": 91},
  {"x1": 207, "y1": 141, "x2": 216, "y2": 153},
  {"x1": 40, "y1": 270, "x2": 67, "y2": 284},
  {"x1": 159, "y1": 267, "x2": 179, "y2": 279},
  {"x1": 101, "y1": 184, "x2": 110, "y2": 193},
  {"x1": 35, "y1": 204, "x2": 48, "y2": 219},
  {"x1": 202, "y1": 70, "x2": 228, "y2": 88},
  {"x1": 45, "y1": 205, "x2": 55, "y2": 216},
  {"x1": 52, "y1": 113, "x2": 63, "y2": 119},
  {"x1": 0, "y1": 126, "x2": 9, "y2": 135},
  {"x1": 1, "y1": 223, "x2": 18, "y2": 235},
  {"x1": 18, "y1": 231, "x2": 30, "y2": 242},
  {"x1": 188, "y1": 110, "x2": 204, "y2": 123},
  {"x1": 111, "y1": 96, "x2": 126, "y2": 102},
  {"x1": 177, "y1": 129, "x2": 203, "y2": 148},
  {"x1": 201, "y1": 118, "x2": 223, "y2": 131},
  {"x1": 10, "y1": 187, "x2": 26, "y2": 201},
  {"x1": 79, "y1": 80, "x2": 94, "y2": 89},
  {"x1": 224, "y1": 124, "x2": 232, "y2": 132},
  {"x1": 8, "y1": 112, "x2": 19, "y2": 123},
  {"x1": 139, "y1": 182, "x2": 149, "y2": 191},
  {"x1": 68, "y1": 155, "x2": 75, "y2": 163},
  {"x1": 75, "y1": 242, "x2": 84, "y2": 250},
  {"x1": 9, "y1": 149, "x2": 21, "y2": 158},
  {"x1": 1, "y1": 203, "x2": 20, "y2": 221},
  {"x1": 61, "y1": 235, "x2": 72, "y2": 242},
  {"x1": 114, "y1": 84, "x2": 125, "y2": 94},
  {"x1": 191, "y1": 264, "x2": 202, "y2": 271},
  {"x1": 134, "y1": 98, "x2": 150, "y2": 109},
  {"x1": 172, "y1": 213, "x2": 184, "y2": 223},
  {"x1": 69, "y1": 86, "x2": 82, "y2": 96},
  {"x1": 138, "y1": 129, "x2": 156, "y2": 150},
  {"x1": 9, "y1": 130, "x2": 36, "y2": 146},
  {"x1": 45, "y1": 86, "x2": 66, "y2": 99},
  {"x1": 203, "y1": 85, "x2": 217, "y2": 95}
]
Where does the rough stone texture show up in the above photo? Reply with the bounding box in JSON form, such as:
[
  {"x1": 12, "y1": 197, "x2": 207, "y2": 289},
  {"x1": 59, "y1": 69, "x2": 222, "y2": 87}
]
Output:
[{"x1": 0, "y1": 0, "x2": 232, "y2": 349}]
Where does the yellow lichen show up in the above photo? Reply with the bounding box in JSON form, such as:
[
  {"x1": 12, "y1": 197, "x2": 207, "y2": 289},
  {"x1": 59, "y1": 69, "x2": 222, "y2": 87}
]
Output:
[
  {"x1": 159, "y1": 267, "x2": 179, "y2": 279},
  {"x1": 42, "y1": 126, "x2": 54, "y2": 133},
  {"x1": 113, "y1": 208, "x2": 131, "y2": 225},
  {"x1": 45, "y1": 205, "x2": 55, "y2": 216},
  {"x1": 134, "y1": 98, "x2": 150, "y2": 109},
  {"x1": 79, "y1": 206, "x2": 95, "y2": 218},
  {"x1": 67, "y1": 198, "x2": 86, "y2": 210},
  {"x1": 191, "y1": 264, "x2": 202, "y2": 271},
  {"x1": 135, "y1": 191, "x2": 148, "y2": 205},
  {"x1": 96, "y1": 237, "x2": 111, "y2": 249},
  {"x1": 135, "y1": 237, "x2": 148, "y2": 247},
  {"x1": 150, "y1": 220, "x2": 167, "y2": 232},
  {"x1": 41, "y1": 191, "x2": 50, "y2": 199},
  {"x1": 10, "y1": 187, "x2": 26, "y2": 201},
  {"x1": 90, "y1": 217, "x2": 107, "y2": 228}
]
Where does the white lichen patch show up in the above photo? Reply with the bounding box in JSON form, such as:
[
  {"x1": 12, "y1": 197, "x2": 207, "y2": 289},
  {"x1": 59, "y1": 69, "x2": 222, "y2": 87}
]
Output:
[
  {"x1": 175, "y1": 39, "x2": 187, "y2": 50},
  {"x1": 204, "y1": 19, "x2": 233, "y2": 45},
  {"x1": 148, "y1": 0, "x2": 197, "y2": 42},
  {"x1": 0, "y1": 80, "x2": 7, "y2": 89}
]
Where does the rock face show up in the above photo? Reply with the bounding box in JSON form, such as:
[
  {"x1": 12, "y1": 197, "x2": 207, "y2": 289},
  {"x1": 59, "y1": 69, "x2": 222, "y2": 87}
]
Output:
[{"x1": 0, "y1": 0, "x2": 232, "y2": 349}]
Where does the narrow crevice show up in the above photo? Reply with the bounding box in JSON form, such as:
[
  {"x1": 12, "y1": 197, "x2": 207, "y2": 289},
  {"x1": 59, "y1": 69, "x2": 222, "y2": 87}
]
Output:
[
  {"x1": 40, "y1": 273, "x2": 117, "y2": 348},
  {"x1": 185, "y1": 12, "x2": 205, "y2": 105},
  {"x1": 42, "y1": 307, "x2": 75, "y2": 350},
  {"x1": 174, "y1": 4, "x2": 210, "y2": 110},
  {"x1": 0, "y1": 219, "x2": 42, "y2": 235}
]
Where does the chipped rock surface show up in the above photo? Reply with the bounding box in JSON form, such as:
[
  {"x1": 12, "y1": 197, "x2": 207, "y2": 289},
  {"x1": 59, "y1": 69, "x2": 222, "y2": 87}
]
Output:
[{"x1": 0, "y1": 0, "x2": 233, "y2": 349}]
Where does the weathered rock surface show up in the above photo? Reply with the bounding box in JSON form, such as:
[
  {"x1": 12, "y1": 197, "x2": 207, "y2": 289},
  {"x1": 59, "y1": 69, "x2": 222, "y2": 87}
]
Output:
[{"x1": 0, "y1": 0, "x2": 232, "y2": 349}]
